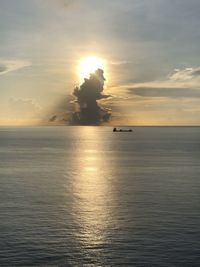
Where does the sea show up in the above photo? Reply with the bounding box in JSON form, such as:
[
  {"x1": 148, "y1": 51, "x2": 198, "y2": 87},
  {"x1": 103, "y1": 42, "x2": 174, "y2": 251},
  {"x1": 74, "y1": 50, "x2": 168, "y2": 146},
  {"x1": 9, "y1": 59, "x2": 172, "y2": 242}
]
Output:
[{"x1": 0, "y1": 126, "x2": 200, "y2": 267}]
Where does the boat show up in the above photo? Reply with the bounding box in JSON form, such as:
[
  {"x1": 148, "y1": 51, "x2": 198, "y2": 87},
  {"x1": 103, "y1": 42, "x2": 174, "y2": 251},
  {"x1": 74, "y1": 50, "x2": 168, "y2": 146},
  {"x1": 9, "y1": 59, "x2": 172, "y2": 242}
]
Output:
[{"x1": 113, "y1": 127, "x2": 133, "y2": 132}]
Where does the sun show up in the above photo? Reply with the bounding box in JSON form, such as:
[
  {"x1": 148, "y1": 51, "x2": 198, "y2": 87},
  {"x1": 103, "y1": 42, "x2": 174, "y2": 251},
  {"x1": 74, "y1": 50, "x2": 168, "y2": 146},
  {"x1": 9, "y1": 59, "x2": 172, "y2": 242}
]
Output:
[{"x1": 79, "y1": 56, "x2": 105, "y2": 81}]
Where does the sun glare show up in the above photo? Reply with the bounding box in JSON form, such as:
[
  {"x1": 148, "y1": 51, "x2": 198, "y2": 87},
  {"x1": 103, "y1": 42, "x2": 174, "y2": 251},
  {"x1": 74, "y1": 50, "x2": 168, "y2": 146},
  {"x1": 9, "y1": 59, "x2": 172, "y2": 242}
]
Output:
[{"x1": 79, "y1": 56, "x2": 105, "y2": 81}]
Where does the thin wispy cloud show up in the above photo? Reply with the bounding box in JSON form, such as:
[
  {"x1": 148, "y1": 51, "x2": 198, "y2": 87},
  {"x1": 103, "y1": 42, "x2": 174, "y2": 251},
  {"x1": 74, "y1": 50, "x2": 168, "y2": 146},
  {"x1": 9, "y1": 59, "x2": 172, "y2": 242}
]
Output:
[
  {"x1": 110, "y1": 60, "x2": 130, "y2": 66},
  {"x1": 0, "y1": 60, "x2": 31, "y2": 76}
]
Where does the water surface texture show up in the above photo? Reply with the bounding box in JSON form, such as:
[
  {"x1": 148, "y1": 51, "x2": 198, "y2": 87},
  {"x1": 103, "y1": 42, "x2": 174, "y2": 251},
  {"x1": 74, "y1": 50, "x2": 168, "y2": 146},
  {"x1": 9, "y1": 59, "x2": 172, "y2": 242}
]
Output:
[{"x1": 0, "y1": 126, "x2": 200, "y2": 266}]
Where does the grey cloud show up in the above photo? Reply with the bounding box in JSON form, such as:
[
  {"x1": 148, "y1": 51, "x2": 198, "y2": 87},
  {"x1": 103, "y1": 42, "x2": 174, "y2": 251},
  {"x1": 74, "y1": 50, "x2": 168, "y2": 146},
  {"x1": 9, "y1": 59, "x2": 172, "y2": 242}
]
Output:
[
  {"x1": 48, "y1": 69, "x2": 112, "y2": 125},
  {"x1": 128, "y1": 87, "x2": 200, "y2": 98},
  {"x1": 71, "y1": 69, "x2": 111, "y2": 125},
  {"x1": 191, "y1": 68, "x2": 200, "y2": 76},
  {"x1": 0, "y1": 64, "x2": 7, "y2": 73}
]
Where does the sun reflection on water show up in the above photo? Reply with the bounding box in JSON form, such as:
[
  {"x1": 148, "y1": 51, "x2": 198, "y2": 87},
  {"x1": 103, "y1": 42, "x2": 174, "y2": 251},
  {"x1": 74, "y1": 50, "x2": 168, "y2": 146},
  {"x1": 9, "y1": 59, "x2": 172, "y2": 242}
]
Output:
[{"x1": 68, "y1": 127, "x2": 113, "y2": 253}]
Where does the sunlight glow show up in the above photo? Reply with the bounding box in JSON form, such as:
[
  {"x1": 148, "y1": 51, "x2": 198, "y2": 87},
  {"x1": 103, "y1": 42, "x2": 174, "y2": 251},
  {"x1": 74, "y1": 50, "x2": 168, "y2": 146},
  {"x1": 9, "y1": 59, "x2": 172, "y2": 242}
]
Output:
[
  {"x1": 65, "y1": 127, "x2": 114, "y2": 249},
  {"x1": 79, "y1": 56, "x2": 106, "y2": 81}
]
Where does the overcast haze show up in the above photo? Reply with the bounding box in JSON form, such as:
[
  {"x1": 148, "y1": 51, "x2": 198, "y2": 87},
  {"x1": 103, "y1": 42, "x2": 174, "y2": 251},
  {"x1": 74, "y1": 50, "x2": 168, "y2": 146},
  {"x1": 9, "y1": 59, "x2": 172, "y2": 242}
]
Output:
[{"x1": 1, "y1": 0, "x2": 200, "y2": 125}]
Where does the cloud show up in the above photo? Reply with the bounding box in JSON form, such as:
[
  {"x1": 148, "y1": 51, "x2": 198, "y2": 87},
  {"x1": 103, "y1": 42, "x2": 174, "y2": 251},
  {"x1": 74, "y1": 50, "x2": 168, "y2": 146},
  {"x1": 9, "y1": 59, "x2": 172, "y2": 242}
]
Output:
[
  {"x1": 110, "y1": 60, "x2": 130, "y2": 66},
  {"x1": 71, "y1": 69, "x2": 111, "y2": 125},
  {"x1": 0, "y1": 60, "x2": 31, "y2": 76},
  {"x1": 192, "y1": 69, "x2": 200, "y2": 76},
  {"x1": 0, "y1": 64, "x2": 7, "y2": 73},
  {"x1": 45, "y1": 94, "x2": 75, "y2": 124},
  {"x1": 127, "y1": 67, "x2": 200, "y2": 99},
  {"x1": 9, "y1": 97, "x2": 41, "y2": 116},
  {"x1": 170, "y1": 67, "x2": 200, "y2": 81},
  {"x1": 128, "y1": 87, "x2": 200, "y2": 98},
  {"x1": 47, "y1": 69, "x2": 112, "y2": 125},
  {"x1": 107, "y1": 66, "x2": 200, "y2": 125}
]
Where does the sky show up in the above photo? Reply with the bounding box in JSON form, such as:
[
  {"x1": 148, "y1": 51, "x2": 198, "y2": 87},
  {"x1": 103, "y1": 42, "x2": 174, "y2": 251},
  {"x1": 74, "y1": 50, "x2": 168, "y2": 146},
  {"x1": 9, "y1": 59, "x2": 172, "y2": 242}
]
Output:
[{"x1": 0, "y1": 0, "x2": 200, "y2": 125}]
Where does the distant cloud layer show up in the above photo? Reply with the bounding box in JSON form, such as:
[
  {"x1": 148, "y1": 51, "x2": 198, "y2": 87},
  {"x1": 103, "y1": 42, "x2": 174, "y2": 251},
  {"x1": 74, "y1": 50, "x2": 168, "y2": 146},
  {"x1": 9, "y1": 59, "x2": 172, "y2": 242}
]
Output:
[
  {"x1": 128, "y1": 88, "x2": 200, "y2": 98},
  {"x1": 128, "y1": 67, "x2": 200, "y2": 99}
]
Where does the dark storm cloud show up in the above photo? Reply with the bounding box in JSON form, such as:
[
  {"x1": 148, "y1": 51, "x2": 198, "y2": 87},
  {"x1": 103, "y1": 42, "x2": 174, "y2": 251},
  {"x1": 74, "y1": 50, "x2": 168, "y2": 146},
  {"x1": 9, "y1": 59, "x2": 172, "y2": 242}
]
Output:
[
  {"x1": 48, "y1": 69, "x2": 112, "y2": 125},
  {"x1": 129, "y1": 87, "x2": 200, "y2": 98},
  {"x1": 71, "y1": 69, "x2": 111, "y2": 125}
]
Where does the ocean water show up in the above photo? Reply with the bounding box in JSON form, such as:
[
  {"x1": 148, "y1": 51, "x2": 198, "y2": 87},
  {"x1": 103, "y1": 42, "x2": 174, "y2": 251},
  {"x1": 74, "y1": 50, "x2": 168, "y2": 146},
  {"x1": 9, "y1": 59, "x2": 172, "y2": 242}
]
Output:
[{"x1": 0, "y1": 126, "x2": 200, "y2": 267}]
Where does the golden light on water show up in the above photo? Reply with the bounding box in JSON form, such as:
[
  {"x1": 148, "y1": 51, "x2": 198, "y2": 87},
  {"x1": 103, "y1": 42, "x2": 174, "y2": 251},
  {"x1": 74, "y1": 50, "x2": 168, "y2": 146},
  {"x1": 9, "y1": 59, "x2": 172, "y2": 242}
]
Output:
[
  {"x1": 67, "y1": 127, "x2": 114, "y2": 249},
  {"x1": 79, "y1": 56, "x2": 106, "y2": 81}
]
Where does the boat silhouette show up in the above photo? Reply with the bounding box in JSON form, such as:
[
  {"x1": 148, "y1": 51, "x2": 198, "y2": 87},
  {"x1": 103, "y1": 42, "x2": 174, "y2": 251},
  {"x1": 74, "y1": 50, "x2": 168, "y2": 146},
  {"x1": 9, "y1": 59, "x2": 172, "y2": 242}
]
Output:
[{"x1": 113, "y1": 127, "x2": 133, "y2": 132}]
